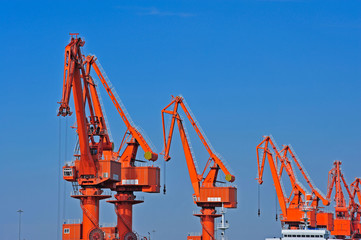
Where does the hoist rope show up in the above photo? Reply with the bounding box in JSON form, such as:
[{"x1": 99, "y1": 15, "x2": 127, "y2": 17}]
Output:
[
  {"x1": 275, "y1": 188, "x2": 278, "y2": 221},
  {"x1": 258, "y1": 185, "x2": 261, "y2": 217},
  {"x1": 57, "y1": 117, "x2": 62, "y2": 240},
  {"x1": 62, "y1": 118, "x2": 68, "y2": 221},
  {"x1": 163, "y1": 160, "x2": 167, "y2": 195}
]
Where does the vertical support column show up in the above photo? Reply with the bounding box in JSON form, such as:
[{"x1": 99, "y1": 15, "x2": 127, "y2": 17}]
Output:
[
  {"x1": 72, "y1": 188, "x2": 110, "y2": 240},
  {"x1": 194, "y1": 207, "x2": 221, "y2": 240},
  {"x1": 108, "y1": 192, "x2": 143, "y2": 240},
  {"x1": 201, "y1": 208, "x2": 216, "y2": 240}
]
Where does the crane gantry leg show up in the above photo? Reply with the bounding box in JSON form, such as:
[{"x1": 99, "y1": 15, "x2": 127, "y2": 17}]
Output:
[
  {"x1": 71, "y1": 188, "x2": 110, "y2": 240},
  {"x1": 190, "y1": 207, "x2": 221, "y2": 240},
  {"x1": 108, "y1": 192, "x2": 143, "y2": 240}
]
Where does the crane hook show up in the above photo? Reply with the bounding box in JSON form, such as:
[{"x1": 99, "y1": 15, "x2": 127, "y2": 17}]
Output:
[
  {"x1": 163, "y1": 160, "x2": 167, "y2": 195},
  {"x1": 258, "y1": 184, "x2": 261, "y2": 217}
]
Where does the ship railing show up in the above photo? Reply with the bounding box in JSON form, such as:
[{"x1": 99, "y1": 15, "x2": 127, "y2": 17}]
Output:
[
  {"x1": 217, "y1": 236, "x2": 229, "y2": 240},
  {"x1": 217, "y1": 222, "x2": 230, "y2": 229}
]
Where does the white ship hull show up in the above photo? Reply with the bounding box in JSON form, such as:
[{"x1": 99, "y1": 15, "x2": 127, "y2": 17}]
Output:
[{"x1": 266, "y1": 229, "x2": 331, "y2": 240}]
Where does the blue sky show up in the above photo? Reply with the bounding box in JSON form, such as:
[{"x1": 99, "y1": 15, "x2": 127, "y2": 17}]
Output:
[{"x1": 0, "y1": 0, "x2": 360, "y2": 240}]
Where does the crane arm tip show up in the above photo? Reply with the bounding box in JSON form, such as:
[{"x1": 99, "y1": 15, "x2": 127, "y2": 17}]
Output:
[
  {"x1": 144, "y1": 152, "x2": 158, "y2": 161},
  {"x1": 225, "y1": 174, "x2": 235, "y2": 182}
]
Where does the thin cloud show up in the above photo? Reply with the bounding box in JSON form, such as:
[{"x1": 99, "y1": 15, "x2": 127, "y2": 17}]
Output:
[
  {"x1": 257, "y1": 0, "x2": 304, "y2": 2},
  {"x1": 139, "y1": 7, "x2": 195, "y2": 18}
]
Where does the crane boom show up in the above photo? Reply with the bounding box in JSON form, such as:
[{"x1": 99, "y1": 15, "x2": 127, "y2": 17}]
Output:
[
  {"x1": 81, "y1": 56, "x2": 160, "y2": 240},
  {"x1": 256, "y1": 136, "x2": 333, "y2": 229},
  {"x1": 325, "y1": 160, "x2": 359, "y2": 238},
  {"x1": 58, "y1": 34, "x2": 160, "y2": 240},
  {"x1": 351, "y1": 178, "x2": 361, "y2": 206},
  {"x1": 256, "y1": 136, "x2": 289, "y2": 217},
  {"x1": 85, "y1": 56, "x2": 158, "y2": 161},
  {"x1": 350, "y1": 178, "x2": 361, "y2": 236},
  {"x1": 327, "y1": 161, "x2": 348, "y2": 210},
  {"x1": 58, "y1": 34, "x2": 123, "y2": 240},
  {"x1": 58, "y1": 36, "x2": 98, "y2": 178},
  {"x1": 280, "y1": 146, "x2": 330, "y2": 206},
  {"x1": 161, "y1": 95, "x2": 237, "y2": 240},
  {"x1": 177, "y1": 116, "x2": 202, "y2": 195},
  {"x1": 162, "y1": 96, "x2": 235, "y2": 184}
]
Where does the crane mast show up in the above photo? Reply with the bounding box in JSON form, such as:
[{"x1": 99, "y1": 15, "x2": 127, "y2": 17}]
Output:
[
  {"x1": 351, "y1": 178, "x2": 361, "y2": 205},
  {"x1": 161, "y1": 96, "x2": 237, "y2": 240},
  {"x1": 84, "y1": 55, "x2": 160, "y2": 240},
  {"x1": 326, "y1": 160, "x2": 361, "y2": 239},
  {"x1": 280, "y1": 146, "x2": 330, "y2": 207},
  {"x1": 58, "y1": 34, "x2": 121, "y2": 240},
  {"x1": 58, "y1": 34, "x2": 160, "y2": 240},
  {"x1": 256, "y1": 136, "x2": 333, "y2": 230},
  {"x1": 351, "y1": 178, "x2": 361, "y2": 238}
]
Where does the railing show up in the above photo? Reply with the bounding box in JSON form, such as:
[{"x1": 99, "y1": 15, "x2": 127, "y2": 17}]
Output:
[
  {"x1": 216, "y1": 236, "x2": 229, "y2": 240},
  {"x1": 91, "y1": 69, "x2": 113, "y2": 143},
  {"x1": 289, "y1": 145, "x2": 327, "y2": 200},
  {"x1": 108, "y1": 195, "x2": 145, "y2": 202},
  {"x1": 64, "y1": 161, "x2": 74, "y2": 166},
  {"x1": 70, "y1": 190, "x2": 112, "y2": 196},
  {"x1": 217, "y1": 222, "x2": 230, "y2": 229},
  {"x1": 99, "y1": 222, "x2": 116, "y2": 228},
  {"x1": 63, "y1": 219, "x2": 81, "y2": 224},
  {"x1": 182, "y1": 116, "x2": 200, "y2": 173},
  {"x1": 193, "y1": 210, "x2": 201, "y2": 215},
  {"x1": 187, "y1": 232, "x2": 202, "y2": 237},
  {"x1": 182, "y1": 96, "x2": 235, "y2": 176},
  {"x1": 134, "y1": 161, "x2": 160, "y2": 168},
  {"x1": 95, "y1": 58, "x2": 157, "y2": 154}
]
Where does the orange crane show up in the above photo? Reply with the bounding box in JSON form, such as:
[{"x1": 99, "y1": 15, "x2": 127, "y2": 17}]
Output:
[
  {"x1": 58, "y1": 34, "x2": 120, "y2": 240},
  {"x1": 58, "y1": 34, "x2": 159, "y2": 240},
  {"x1": 351, "y1": 178, "x2": 361, "y2": 238},
  {"x1": 84, "y1": 55, "x2": 160, "y2": 240},
  {"x1": 326, "y1": 161, "x2": 361, "y2": 239},
  {"x1": 279, "y1": 143, "x2": 333, "y2": 230},
  {"x1": 161, "y1": 96, "x2": 237, "y2": 240},
  {"x1": 256, "y1": 136, "x2": 332, "y2": 230},
  {"x1": 351, "y1": 178, "x2": 361, "y2": 206}
]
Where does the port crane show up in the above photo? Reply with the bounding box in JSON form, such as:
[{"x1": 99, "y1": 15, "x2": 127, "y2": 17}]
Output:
[
  {"x1": 161, "y1": 96, "x2": 237, "y2": 240},
  {"x1": 326, "y1": 161, "x2": 361, "y2": 239},
  {"x1": 58, "y1": 34, "x2": 159, "y2": 240},
  {"x1": 58, "y1": 34, "x2": 119, "y2": 240},
  {"x1": 256, "y1": 136, "x2": 332, "y2": 230},
  {"x1": 351, "y1": 178, "x2": 361, "y2": 206},
  {"x1": 84, "y1": 55, "x2": 160, "y2": 240},
  {"x1": 351, "y1": 178, "x2": 361, "y2": 238}
]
